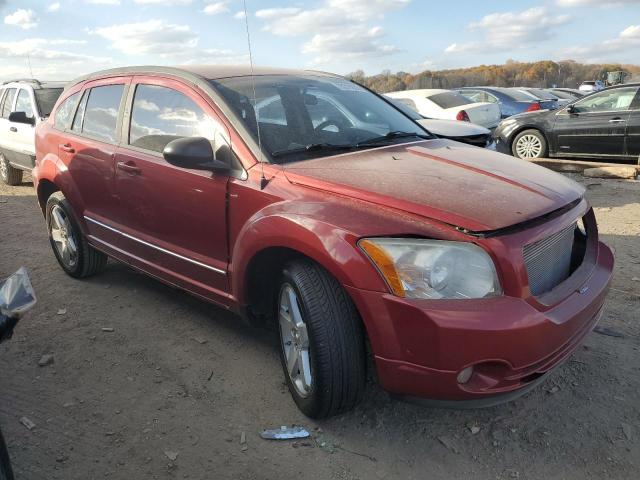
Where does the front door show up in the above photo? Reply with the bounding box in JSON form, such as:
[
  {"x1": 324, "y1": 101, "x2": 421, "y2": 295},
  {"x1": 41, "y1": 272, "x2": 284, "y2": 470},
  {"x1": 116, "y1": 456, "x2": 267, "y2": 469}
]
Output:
[
  {"x1": 553, "y1": 86, "x2": 638, "y2": 159},
  {"x1": 9, "y1": 88, "x2": 37, "y2": 169},
  {"x1": 111, "y1": 78, "x2": 230, "y2": 300}
]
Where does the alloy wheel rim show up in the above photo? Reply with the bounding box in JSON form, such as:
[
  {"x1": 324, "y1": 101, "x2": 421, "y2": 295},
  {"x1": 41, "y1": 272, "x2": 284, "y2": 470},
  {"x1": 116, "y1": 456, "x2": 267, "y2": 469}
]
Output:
[
  {"x1": 49, "y1": 205, "x2": 78, "y2": 268},
  {"x1": 278, "y1": 284, "x2": 312, "y2": 398},
  {"x1": 0, "y1": 154, "x2": 7, "y2": 180},
  {"x1": 516, "y1": 134, "x2": 542, "y2": 158}
]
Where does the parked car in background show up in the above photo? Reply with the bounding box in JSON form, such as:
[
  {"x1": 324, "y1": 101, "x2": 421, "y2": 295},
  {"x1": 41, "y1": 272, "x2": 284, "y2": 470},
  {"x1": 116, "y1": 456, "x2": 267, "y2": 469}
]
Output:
[
  {"x1": 386, "y1": 97, "x2": 494, "y2": 148},
  {"x1": 386, "y1": 89, "x2": 500, "y2": 129},
  {"x1": 579, "y1": 80, "x2": 605, "y2": 93},
  {"x1": 455, "y1": 86, "x2": 550, "y2": 118},
  {"x1": 494, "y1": 83, "x2": 640, "y2": 160},
  {"x1": 33, "y1": 65, "x2": 613, "y2": 418},
  {"x1": 512, "y1": 88, "x2": 569, "y2": 109},
  {"x1": 548, "y1": 88, "x2": 584, "y2": 100},
  {"x1": 0, "y1": 79, "x2": 65, "y2": 185}
]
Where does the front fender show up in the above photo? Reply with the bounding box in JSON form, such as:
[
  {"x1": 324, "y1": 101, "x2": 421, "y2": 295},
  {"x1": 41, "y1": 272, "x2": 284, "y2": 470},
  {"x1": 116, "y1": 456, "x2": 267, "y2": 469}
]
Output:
[{"x1": 230, "y1": 210, "x2": 389, "y2": 305}]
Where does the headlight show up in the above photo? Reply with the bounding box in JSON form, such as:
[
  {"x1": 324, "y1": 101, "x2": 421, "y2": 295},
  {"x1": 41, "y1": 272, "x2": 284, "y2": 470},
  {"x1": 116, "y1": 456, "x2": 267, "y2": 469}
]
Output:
[{"x1": 358, "y1": 238, "x2": 501, "y2": 299}]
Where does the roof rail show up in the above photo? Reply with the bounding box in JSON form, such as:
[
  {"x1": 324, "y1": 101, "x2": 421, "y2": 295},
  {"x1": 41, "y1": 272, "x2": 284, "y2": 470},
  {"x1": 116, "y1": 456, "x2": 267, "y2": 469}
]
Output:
[{"x1": 1, "y1": 78, "x2": 42, "y2": 87}]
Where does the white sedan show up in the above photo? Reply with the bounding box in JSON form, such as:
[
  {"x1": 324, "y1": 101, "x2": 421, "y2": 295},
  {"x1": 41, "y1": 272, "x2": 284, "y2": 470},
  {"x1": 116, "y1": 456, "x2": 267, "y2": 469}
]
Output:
[{"x1": 386, "y1": 89, "x2": 501, "y2": 129}]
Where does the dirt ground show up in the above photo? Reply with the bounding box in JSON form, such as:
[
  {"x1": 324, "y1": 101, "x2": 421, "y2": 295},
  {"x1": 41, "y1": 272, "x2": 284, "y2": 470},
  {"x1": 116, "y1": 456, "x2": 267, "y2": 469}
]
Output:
[{"x1": 0, "y1": 171, "x2": 638, "y2": 480}]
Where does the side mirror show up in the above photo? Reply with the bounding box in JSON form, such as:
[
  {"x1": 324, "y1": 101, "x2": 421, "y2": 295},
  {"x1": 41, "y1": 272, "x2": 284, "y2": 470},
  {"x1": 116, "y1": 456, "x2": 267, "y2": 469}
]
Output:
[
  {"x1": 8, "y1": 111, "x2": 35, "y2": 126},
  {"x1": 163, "y1": 137, "x2": 230, "y2": 174},
  {"x1": 566, "y1": 104, "x2": 576, "y2": 114}
]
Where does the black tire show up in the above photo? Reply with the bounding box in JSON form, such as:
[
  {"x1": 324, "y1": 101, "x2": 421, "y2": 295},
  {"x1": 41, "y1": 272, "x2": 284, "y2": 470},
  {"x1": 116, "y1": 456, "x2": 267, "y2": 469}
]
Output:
[
  {"x1": 0, "y1": 153, "x2": 23, "y2": 186},
  {"x1": 277, "y1": 259, "x2": 365, "y2": 418},
  {"x1": 46, "y1": 191, "x2": 107, "y2": 278},
  {"x1": 0, "y1": 428, "x2": 14, "y2": 480},
  {"x1": 511, "y1": 129, "x2": 548, "y2": 159}
]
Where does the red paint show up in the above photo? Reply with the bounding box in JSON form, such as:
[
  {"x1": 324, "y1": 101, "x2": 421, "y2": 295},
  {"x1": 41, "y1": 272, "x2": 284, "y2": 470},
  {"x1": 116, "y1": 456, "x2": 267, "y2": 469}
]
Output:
[{"x1": 33, "y1": 69, "x2": 614, "y2": 404}]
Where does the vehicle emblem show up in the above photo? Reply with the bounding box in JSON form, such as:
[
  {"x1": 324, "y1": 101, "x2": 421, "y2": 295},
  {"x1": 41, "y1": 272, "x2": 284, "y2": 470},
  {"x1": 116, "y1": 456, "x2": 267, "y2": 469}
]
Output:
[{"x1": 578, "y1": 286, "x2": 589, "y2": 294}]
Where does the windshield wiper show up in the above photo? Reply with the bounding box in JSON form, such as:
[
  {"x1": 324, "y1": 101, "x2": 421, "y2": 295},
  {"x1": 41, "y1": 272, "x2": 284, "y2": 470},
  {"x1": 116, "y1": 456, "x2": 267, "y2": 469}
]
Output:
[
  {"x1": 356, "y1": 131, "x2": 430, "y2": 147},
  {"x1": 271, "y1": 143, "x2": 355, "y2": 158}
]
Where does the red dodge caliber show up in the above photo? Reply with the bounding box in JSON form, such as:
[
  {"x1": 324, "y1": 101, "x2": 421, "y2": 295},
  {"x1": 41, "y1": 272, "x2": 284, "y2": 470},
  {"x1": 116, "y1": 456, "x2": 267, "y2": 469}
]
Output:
[{"x1": 32, "y1": 66, "x2": 613, "y2": 418}]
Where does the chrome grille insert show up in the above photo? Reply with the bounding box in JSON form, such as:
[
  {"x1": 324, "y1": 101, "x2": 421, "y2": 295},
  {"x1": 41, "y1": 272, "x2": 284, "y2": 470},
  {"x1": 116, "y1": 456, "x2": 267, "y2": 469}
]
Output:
[{"x1": 524, "y1": 222, "x2": 577, "y2": 296}]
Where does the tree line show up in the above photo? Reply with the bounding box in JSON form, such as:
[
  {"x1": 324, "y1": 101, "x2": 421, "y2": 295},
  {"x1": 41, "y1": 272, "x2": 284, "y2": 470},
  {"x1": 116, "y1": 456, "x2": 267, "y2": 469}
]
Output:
[{"x1": 347, "y1": 60, "x2": 640, "y2": 93}]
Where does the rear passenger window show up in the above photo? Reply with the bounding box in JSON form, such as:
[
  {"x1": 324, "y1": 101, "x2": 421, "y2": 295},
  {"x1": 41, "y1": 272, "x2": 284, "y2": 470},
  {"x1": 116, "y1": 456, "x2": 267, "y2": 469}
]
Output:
[
  {"x1": 129, "y1": 84, "x2": 213, "y2": 153},
  {"x1": 55, "y1": 92, "x2": 81, "y2": 130},
  {"x1": 1, "y1": 88, "x2": 16, "y2": 119},
  {"x1": 15, "y1": 90, "x2": 34, "y2": 118},
  {"x1": 81, "y1": 85, "x2": 124, "y2": 143}
]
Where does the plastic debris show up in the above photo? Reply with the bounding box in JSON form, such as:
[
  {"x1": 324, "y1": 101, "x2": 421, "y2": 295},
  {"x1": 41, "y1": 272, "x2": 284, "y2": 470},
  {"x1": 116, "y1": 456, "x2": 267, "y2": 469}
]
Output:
[
  {"x1": 102, "y1": 327, "x2": 115, "y2": 333},
  {"x1": 57, "y1": 308, "x2": 66, "y2": 315},
  {"x1": 20, "y1": 416, "x2": 36, "y2": 430},
  {"x1": 164, "y1": 450, "x2": 178, "y2": 461},
  {"x1": 260, "y1": 426, "x2": 310, "y2": 440},
  {"x1": 38, "y1": 354, "x2": 55, "y2": 367}
]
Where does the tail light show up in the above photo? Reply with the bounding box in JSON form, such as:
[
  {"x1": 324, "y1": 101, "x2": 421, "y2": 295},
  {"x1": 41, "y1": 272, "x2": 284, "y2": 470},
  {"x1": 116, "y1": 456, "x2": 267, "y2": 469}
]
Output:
[
  {"x1": 456, "y1": 110, "x2": 470, "y2": 122},
  {"x1": 526, "y1": 102, "x2": 542, "y2": 112}
]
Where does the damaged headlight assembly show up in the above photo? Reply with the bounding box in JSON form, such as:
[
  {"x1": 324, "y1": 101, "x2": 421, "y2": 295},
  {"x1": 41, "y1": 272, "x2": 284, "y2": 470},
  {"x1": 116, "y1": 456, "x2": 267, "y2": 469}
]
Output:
[{"x1": 359, "y1": 238, "x2": 501, "y2": 299}]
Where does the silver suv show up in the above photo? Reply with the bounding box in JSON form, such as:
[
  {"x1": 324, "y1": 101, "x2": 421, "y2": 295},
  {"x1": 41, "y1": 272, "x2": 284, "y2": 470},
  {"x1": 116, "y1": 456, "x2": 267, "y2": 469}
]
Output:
[{"x1": 0, "y1": 79, "x2": 65, "y2": 185}]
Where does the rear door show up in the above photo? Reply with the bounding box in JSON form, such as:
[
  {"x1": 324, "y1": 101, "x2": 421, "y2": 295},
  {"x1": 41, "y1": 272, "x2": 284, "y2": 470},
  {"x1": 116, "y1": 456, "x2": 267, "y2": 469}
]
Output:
[
  {"x1": 110, "y1": 77, "x2": 231, "y2": 299},
  {"x1": 9, "y1": 88, "x2": 37, "y2": 169},
  {"x1": 58, "y1": 77, "x2": 130, "y2": 227},
  {"x1": 625, "y1": 89, "x2": 640, "y2": 158},
  {"x1": 553, "y1": 87, "x2": 637, "y2": 158}
]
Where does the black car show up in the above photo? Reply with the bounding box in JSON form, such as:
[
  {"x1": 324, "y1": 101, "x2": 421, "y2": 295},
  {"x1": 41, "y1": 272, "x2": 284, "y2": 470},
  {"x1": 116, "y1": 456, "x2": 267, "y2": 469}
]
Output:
[{"x1": 494, "y1": 83, "x2": 640, "y2": 161}]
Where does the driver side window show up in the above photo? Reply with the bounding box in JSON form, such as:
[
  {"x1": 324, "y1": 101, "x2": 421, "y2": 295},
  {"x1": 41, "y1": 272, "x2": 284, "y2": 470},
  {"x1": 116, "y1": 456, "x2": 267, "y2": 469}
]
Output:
[
  {"x1": 573, "y1": 87, "x2": 638, "y2": 113},
  {"x1": 15, "y1": 89, "x2": 35, "y2": 119}
]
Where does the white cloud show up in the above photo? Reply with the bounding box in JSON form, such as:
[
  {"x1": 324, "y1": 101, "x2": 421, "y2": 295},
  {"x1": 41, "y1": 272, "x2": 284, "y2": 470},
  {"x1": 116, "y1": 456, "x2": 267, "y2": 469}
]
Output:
[
  {"x1": 557, "y1": 0, "x2": 640, "y2": 6},
  {"x1": 182, "y1": 48, "x2": 248, "y2": 65},
  {"x1": 133, "y1": 0, "x2": 193, "y2": 4},
  {"x1": 561, "y1": 24, "x2": 640, "y2": 61},
  {"x1": 255, "y1": 0, "x2": 409, "y2": 66},
  {"x1": 233, "y1": 11, "x2": 246, "y2": 20},
  {"x1": 4, "y1": 9, "x2": 38, "y2": 29},
  {"x1": 48, "y1": 2, "x2": 61, "y2": 12},
  {"x1": 303, "y1": 26, "x2": 400, "y2": 63},
  {"x1": 0, "y1": 39, "x2": 100, "y2": 61},
  {"x1": 203, "y1": 2, "x2": 229, "y2": 15},
  {"x1": 445, "y1": 7, "x2": 570, "y2": 54},
  {"x1": 86, "y1": 0, "x2": 121, "y2": 4},
  {"x1": 92, "y1": 19, "x2": 198, "y2": 55}
]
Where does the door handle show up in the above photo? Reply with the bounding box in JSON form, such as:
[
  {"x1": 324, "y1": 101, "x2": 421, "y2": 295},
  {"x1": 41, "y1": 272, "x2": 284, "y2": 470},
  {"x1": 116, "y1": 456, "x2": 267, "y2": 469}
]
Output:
[
  {"x1": 9, "y1": 127, "x2": 17, "y2": 132},
  {"x1": 59, "y1": 143, "x2": 75, "y2": 153},
  {"x1": 608, "y1": 118, "x2": 625, "y2": 123},
  {"x1": 117, "y1": 161, "x2": 141, "y2": 175}
]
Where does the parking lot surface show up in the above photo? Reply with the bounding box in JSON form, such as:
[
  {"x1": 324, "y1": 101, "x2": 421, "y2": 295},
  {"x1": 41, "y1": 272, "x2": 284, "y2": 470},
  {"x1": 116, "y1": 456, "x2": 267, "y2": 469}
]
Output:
[{"x1": 0, "y1": 173, "x2": 639, "y2": 480}]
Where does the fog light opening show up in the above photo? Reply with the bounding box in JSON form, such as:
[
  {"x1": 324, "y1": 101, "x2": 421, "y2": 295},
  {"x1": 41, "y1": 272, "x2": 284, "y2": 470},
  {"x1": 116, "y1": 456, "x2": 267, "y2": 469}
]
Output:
[{"x1": 457, "y1": 366, "x2": 474, "y2": 384}]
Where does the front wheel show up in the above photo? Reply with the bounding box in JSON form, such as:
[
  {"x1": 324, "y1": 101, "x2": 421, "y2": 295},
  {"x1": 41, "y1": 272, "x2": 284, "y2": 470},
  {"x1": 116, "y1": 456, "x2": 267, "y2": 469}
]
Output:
[
  {"x1": 277, "y1": 260, "x2": 366, "y2": 418},
  {"x1": 511, "y1": 129, "x2": 547, "y2": 159},
  {"x1": 0, "y1": 153, "x2": 23, "y2": 186}
]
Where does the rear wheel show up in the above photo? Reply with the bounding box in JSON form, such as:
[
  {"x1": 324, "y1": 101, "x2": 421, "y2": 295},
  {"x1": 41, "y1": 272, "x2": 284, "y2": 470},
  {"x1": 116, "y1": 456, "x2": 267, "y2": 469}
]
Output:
[
  {"x1": 277, "y1": 259, "x2": 365, "y2": 418},
  {"x1": 0, "y1": 153, "x2": 23, "y2": 186},
  {"x1": 46, "y1": 192, "x2": 107, "y2": 278},
  {"x1": 511, "y1": 129, "x2": 547, "y2": 159}
]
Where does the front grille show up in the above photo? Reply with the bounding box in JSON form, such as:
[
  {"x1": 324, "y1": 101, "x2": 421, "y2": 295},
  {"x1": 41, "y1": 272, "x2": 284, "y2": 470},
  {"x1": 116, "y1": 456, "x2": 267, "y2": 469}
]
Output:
[{"x1": 523, "y1": 222, "x2": 577, "y2": 296}]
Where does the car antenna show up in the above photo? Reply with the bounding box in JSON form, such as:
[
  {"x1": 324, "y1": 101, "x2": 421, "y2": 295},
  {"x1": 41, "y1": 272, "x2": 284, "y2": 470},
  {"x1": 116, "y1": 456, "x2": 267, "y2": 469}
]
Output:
[{"x1": 242, "y1": 0, "x2": 269, "y2": 190}]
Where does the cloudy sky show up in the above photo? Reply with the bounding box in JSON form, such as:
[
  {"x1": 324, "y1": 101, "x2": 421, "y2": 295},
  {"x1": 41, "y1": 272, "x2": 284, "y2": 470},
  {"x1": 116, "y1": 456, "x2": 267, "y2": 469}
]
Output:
[{"x1": 1, "y1": 0, "x2": 638, "y2": 80}]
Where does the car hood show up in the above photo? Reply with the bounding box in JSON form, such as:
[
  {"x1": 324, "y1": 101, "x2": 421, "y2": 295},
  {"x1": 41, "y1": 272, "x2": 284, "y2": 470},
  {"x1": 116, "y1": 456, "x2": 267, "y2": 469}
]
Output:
[
  {"x1": 282, "y1": 139, "x2": 584, "y2": 232},
  {"x1": 417, "y1": 118, "x2": 490, "y2": 137}
]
